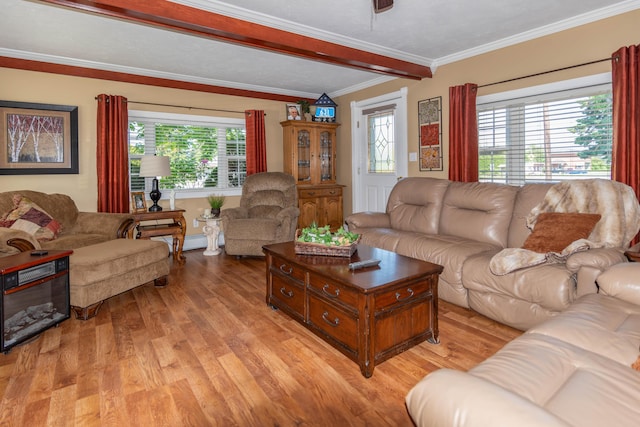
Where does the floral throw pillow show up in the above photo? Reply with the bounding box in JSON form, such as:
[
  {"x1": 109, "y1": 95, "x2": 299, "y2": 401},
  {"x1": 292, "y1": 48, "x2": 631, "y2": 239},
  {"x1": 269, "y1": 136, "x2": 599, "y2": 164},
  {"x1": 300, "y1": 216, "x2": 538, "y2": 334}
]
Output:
[{"x1": 0, "y1": 194, "x2": 61, "y2": 242}]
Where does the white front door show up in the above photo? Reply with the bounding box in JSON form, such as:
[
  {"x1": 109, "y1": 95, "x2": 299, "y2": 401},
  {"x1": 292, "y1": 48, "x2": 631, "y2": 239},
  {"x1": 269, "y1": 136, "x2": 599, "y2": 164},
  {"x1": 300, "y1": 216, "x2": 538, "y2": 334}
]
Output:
[{"x1": 351, "y1": 88, "x2": 408, "y2": 213}]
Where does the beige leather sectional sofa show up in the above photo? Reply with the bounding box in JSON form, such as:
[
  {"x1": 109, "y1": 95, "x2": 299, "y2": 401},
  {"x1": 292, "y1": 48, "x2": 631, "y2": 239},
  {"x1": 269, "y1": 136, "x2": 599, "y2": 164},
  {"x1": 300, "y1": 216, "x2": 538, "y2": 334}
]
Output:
[
  {"x1": 345, "y1": 177, "x2": 634, "y2": 330},
  {"x1": 346, "y1": 178, "x2": 640, "y2": 426},
  {"x1": 406, "y1": 263, "x2": 640, "y2": 426}
]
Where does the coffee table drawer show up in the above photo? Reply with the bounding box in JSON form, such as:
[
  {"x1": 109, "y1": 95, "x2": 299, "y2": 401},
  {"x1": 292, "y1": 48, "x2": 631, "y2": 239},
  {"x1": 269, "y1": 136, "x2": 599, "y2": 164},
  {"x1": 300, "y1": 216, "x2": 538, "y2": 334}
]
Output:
[
  {"x1": 270, "y1": 255, "x2": 306, "y2": 283},
  {"x1": 375, "y1": 279, "x2": 434, "y2": 311},
  {"x1": 308, "y1": 272, "x2": 358, "y2": 308},
  {"x1": 271, "y1": 274, "x2": 305, "y2": 317},
  {"x1": 308, "y1": 294, "x2": 358, "y2": 351}
]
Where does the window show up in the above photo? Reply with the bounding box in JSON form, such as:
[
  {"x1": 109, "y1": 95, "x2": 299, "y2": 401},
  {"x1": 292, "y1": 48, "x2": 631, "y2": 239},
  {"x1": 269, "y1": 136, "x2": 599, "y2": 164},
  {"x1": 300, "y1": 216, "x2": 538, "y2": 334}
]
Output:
[
  {"x1": 129, "y1": 111, "x2": 246, "y2": 197},
  {"x1": 477, "y1": 74, "x2": 612, "y2": 185},
  {"x1": 367, "y1": 110, "x2": 396, "y2": 173}
]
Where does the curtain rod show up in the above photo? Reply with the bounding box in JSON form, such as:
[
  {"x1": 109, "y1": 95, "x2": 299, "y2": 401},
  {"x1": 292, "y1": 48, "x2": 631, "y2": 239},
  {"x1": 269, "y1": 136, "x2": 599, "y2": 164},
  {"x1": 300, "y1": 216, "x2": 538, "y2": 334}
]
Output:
[
  {"x1": 478, "y1": 56, "x2": 614, "y2": 89},
  {"x1": 94, "y1": 97, "x2": 265, "y2": 115}
]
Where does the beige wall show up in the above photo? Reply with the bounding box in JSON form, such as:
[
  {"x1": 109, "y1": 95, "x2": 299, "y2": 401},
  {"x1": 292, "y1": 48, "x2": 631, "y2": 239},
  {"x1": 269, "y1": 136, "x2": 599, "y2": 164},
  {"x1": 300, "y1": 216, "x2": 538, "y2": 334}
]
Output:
[
  {"x1": 0, "y1": 68, "x2": 286, "y2": 234},
  {"x1": 334, "y1": 9, "x2": 640, "y2": 216},
  {"x1": 1, "y1": 9, "x2": 638, "y2": 231}
]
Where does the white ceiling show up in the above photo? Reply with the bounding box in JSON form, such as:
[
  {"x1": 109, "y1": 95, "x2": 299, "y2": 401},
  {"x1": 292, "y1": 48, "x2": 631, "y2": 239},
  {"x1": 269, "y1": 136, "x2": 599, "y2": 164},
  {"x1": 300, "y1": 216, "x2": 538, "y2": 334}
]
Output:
[{"x1": 1, "y1": 0, "x2": 639, "y2": 99}]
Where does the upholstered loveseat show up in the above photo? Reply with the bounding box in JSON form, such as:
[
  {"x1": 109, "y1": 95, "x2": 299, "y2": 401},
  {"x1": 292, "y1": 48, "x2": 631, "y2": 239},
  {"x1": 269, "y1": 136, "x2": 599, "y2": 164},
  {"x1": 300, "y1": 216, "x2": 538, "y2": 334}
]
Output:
[
  {"x1": 0, "y1": 190, "x2": 133, "y2": 255},
  {"x1": 345, "y1": 177, "x2": 640, "y2": 330},
  {"x1": 0, "y1": 190, "x2": 170, "y2": 320}
]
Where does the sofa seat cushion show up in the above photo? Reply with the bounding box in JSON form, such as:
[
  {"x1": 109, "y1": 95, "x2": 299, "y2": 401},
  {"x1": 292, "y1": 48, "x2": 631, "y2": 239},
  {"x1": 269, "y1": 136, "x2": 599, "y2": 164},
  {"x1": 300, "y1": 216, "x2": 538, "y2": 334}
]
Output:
[
  {"x1": 394, "y1": 234, "x2": 499, "y2": 287},
  {"x1": 469, "y1": 332, "x2": 640, "y2": 427},
  {"x1": 40, "y1": 233, "x2": 112, "y2": 250},
  {"x1": 224, "y1": 218, "x2": 282, "y2": 240},
  {"x1": 357, "y1": 228, "x2": 406, "y2": 252},
  {"x1": 463, "y1": 251, "x2": 576, "y2": 312},
  {"x1": 527, "y1": 293, "x2": 640, "y2": 365}
]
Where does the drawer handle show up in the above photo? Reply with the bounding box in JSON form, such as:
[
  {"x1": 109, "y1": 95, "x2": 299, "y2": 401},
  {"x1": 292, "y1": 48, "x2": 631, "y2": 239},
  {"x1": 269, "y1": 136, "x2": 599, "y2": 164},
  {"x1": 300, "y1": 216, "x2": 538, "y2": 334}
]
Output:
[
  {"x1": 322, "y1": 284, "x2": 340, "y2": 298},
  {"x1": 279, "y1": 287, "x2": 294, "y2": 298},
  {"x1": 322, "y1": 311, "x2": 340, "y2": 327},
  {"x1": 329, "y1": 191, "x2": 336, "y2": 195},
  {"x1": 279, "y1": 264, "x2": 293, "y2": 275},
  {"x1": 395, "y1": 288, "x2": 414, "y2": 302},
  {"x1": 307, "y1": 192, "x2": 315, "y2": 196}
]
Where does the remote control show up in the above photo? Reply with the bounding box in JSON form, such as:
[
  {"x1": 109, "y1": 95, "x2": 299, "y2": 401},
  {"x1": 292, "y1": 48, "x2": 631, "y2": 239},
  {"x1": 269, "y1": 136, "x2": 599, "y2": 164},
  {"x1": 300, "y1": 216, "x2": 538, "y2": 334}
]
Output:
[{"x1": 348, "y1": 259, "x2": 381, "y2": 270}]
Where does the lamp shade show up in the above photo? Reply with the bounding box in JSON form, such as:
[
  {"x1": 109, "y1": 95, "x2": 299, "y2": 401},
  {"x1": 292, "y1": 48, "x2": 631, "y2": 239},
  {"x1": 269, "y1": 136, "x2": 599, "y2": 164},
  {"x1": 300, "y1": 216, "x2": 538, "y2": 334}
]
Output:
[{"x1": 139, "y1": 155, "x2": 170, "y2": 177}]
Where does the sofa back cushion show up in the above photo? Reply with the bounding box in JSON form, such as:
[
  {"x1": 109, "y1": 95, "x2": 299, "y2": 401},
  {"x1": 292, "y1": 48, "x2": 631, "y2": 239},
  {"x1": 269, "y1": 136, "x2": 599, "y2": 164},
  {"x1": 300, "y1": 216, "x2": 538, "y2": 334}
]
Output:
[
  {"x1": 507, "y1": 183, "x2": 553, "y2": 247},
  {"x1": 387, "y1": 178, "x2": 450, "y2": 235},
  {"x1": 0, "y1": 190, "x2": 79, "y2": 233},
  {"x1": 439, "y1": 181, "x2": 518, "y2": 248}
]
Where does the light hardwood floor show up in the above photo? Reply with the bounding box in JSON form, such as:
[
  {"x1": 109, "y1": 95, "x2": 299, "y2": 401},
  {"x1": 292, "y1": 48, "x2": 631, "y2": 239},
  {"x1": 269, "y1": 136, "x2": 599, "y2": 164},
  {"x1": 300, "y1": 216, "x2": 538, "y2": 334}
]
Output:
[{"x1": 0, "y1": 250, "x2": 521, "y2": 426}]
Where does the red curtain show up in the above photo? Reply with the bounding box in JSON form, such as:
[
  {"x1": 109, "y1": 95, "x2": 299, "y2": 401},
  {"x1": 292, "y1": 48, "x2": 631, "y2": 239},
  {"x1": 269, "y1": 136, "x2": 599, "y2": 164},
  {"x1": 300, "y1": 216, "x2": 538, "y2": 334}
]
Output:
[
  {"x1": 96, "y1": 94, "x2": 130, "y2": 213},
  {"x1": 611, "y1": 45, "x2": 640, "y2": 245},
  {"x1": 448, "y1": 83, "x2": 479, "y2": 182},
  {"x1": 245, "y1": 110, "x2": 267, "y2": 175}
]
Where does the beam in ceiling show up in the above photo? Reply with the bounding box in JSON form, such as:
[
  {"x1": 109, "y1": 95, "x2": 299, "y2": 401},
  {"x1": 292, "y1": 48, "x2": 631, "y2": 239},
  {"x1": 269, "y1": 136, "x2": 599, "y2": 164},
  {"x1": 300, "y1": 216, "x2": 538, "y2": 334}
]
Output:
[
  {"x1": 39, "y1": 0, "x2": 432, "y2": 80},
  {"x1": 0, "y1": 56, "x2": 310, "y2": 103}
]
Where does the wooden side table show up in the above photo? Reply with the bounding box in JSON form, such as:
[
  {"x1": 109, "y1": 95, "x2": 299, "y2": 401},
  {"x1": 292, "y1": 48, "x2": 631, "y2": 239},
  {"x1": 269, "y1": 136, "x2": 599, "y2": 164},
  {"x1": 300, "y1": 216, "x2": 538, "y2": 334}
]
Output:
[{"x1": 130, "y1": 209, "x2": 187, "y2": 263}]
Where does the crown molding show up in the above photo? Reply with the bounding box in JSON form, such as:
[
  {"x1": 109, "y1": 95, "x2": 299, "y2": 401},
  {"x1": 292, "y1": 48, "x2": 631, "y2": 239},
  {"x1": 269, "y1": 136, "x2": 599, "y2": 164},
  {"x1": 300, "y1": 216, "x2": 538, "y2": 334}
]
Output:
[{"x1": 329, "y1": 75, "x2": 397, "y2": 99}]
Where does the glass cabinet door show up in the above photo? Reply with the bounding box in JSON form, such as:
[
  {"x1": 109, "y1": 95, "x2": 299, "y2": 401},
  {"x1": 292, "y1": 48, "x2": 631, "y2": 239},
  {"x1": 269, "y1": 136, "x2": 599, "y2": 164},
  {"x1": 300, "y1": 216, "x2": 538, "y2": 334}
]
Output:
[
  {"x1": 297, "y1": 129, "x2": 311, "y2": 182},
  {"x1": 319, "y1": 130, "x2": 333, "y2": 182}
]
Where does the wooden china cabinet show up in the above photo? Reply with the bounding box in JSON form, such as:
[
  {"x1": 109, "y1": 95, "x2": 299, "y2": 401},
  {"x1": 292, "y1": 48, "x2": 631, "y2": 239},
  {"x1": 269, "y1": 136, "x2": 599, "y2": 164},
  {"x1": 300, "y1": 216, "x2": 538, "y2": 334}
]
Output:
[{"x1": 281, "y1": 120, "x2": 344, "y2": 230}]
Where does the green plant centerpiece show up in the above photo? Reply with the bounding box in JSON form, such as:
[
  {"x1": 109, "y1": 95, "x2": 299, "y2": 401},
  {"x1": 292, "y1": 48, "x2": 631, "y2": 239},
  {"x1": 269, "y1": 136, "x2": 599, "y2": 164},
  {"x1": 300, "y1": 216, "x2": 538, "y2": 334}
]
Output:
[
  {"x1": 297, "y1": 223, "x2": 359, "y2": 246},
  {"x1": 207, "y1": 194, "x2": 225, "y2": 217}
]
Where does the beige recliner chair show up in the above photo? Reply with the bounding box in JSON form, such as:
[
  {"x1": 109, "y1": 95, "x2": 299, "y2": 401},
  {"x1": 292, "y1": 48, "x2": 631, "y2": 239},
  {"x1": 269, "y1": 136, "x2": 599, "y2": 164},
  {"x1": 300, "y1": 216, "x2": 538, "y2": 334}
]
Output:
[{"x1": 220, "y1": 172, "x2": 299, "y2": 256}]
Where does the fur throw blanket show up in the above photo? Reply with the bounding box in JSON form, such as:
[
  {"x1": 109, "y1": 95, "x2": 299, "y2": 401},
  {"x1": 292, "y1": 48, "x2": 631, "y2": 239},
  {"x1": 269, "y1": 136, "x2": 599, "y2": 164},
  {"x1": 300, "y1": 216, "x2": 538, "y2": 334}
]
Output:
[{"x1": 490, "y1": 179, "x2": 640, "y2": 275}]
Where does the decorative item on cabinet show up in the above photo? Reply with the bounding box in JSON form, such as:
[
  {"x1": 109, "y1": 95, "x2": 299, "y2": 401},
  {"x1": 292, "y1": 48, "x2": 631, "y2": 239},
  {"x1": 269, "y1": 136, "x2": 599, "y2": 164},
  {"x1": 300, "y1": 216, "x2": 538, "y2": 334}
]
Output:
[{"x1": 312, "y1": 93, "x2": 337, "y2": 123}]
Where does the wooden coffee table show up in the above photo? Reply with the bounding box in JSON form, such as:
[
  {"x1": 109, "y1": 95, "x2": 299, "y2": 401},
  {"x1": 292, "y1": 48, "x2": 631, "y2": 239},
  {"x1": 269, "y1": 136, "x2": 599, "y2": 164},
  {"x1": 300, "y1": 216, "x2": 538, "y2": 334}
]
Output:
[{"x1": 263, "y1": 242, "x2": 443, "y2": 377}]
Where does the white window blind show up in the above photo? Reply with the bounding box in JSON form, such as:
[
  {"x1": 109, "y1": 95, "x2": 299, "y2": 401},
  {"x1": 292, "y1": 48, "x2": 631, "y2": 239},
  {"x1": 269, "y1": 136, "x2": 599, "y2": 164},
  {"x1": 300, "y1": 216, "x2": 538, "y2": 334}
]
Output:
[
  {"x1": 129, "y1": 111, "x2": 246, "y2": 196},
  {"x1": 477, "y1": 77, "x2": 612, "y2": 185}
]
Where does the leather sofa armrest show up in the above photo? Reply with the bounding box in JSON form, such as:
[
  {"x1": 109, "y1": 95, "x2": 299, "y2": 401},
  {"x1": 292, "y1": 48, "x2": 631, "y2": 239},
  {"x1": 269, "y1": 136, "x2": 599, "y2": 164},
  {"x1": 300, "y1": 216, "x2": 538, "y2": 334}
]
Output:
[
  {"x1": 565, "y1": 248, "x2": 627, "y2": 274},
  {"x1": 71, "y1": 212, "x2": 134, "y2": 238},
  {"x1": 406, "y1": 369, "x2": 570, "y2": 427},
  {"x1": 344, "y1": 212, "x2": 391, "y2": 232},
  {"x1": 596, "y1": 263, "x2": 640, "y2": 305},
  {"x1": 566, "y1": 248, "x2": 627, "y2": 297}
]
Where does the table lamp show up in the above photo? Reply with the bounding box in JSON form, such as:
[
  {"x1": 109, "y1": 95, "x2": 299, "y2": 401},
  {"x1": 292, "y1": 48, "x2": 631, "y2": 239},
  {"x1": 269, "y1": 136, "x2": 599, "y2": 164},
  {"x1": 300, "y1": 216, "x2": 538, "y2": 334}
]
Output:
[{"x1": 139, "y1": 155, "x2": 171, "y2": 212}]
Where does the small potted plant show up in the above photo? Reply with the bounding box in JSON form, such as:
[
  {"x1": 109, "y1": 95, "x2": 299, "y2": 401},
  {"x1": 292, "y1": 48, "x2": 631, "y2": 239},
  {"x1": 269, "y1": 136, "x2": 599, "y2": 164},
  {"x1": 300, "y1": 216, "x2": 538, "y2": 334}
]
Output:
[
  {"x1": 207, "y1": 194, "x2": 225, "y2": 217},
  {"x1": 297, "y1": 100, "x2": 311, "y2": 121}
]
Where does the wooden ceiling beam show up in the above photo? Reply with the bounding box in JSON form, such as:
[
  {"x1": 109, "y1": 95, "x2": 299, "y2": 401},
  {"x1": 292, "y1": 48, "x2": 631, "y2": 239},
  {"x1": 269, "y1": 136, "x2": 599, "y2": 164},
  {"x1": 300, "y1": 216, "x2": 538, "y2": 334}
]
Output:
[
  {"x1": 39, "y1": 0, "x2": 432, "y2": 80},
  {"x1": 0, "y1": 56, "x2": 308, "y2": 103}
]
